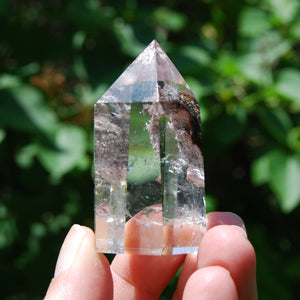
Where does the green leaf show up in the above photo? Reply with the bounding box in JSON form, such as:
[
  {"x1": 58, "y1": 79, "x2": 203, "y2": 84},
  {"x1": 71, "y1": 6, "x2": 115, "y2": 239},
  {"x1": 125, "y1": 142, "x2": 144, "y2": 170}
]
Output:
[
  {"x1": 37, "y1": 125, "x2": 88, "y2": 179},
  {"x1": 15, "y1": 144, "x2": 38, "y2": 168},
  {"x1": 252, "y1": 150, "x2": 300, "y2": 212},
  {"x1": 73, "y1": 30, "x2": 86, "y2": 50},
  {"x1": 0, "y1": 128, "x2": 6, "y2": 144},
  {"x1": 73, "y1": 55, "x2": 89, "y2": 80},
  {"x1": 66, "y1": 0, "x2": 115, "y2": 32},
  {"x1": 179, "y1": 45, "x2": 211, "y2": 66},
  {"x1": 113, "y1": 19, "x2": 146, "y2": 57},
  {"x1": 76, "y1": 83, "x2": 108, "y2": 106},
  {"x1": 257, "y1": 107, "x2": 292, "y2": 146},
  {"x1": 242, "y1": 31, "x2": 291, "y2": 66},
  {"x1": 205, "y1": 194, "x2": 217, "y2": 213},
  {"x1": 18, "y1": 62, "x2": 40, "y2": 77},
  {"x1": 153, "y1": 7, "x2": 187, "y2": 32},
  {"x1": 215, "y1": 53, "x2": 239, "y2": 76},
  {"x1": 0, "y1": 85, "x2": 58, "y2": 137},
  {"x1": 267, "y1": 0, "x2": 299, "y2": 24},
  {"x1": 238, "y1": 54, "x2": 272, "y2": 86},
  {"x1": 254, "y1": 32, "x2": 291, "y2": 64},
  {"x1": 290, "y1": 20, "x2": 300, "y2": 39},
  {"x1": 239, "y1": 7, "x2": 271, "y2": 37},
  {"x1": 288, "y1": 127, "x2": 300, "y2": 151},
  {"x1": 269, "y1": 150, "x2": 300, "y2": 212},
  {"x1": 251, "y1": 152, "x2": 271, "y2": 185},
  {"x1": 185, "y1": 76, "x2": 204, "y2": 99},
  {"x1": 0, "y1": 74, "x2": 21, "y2": 89},
  {"x1": 275, "y1": 68, "x2": 300, "y2": 104},
  {"x1": 0, "y1": 204, "x2": 18, "y2": 249}
]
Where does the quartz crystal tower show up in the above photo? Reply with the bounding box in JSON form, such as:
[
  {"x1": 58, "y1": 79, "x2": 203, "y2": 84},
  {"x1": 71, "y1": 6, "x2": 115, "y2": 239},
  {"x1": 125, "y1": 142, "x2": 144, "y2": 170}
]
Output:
[{"x1": 94, "y1": 40, "x2": 206, "y2": 255}]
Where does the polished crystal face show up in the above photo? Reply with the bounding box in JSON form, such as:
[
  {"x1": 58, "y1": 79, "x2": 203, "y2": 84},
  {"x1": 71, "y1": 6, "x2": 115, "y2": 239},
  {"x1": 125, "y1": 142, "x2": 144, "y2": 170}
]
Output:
[{"x1": 94, "y1": 40, "x2": 206, "y2": 255}]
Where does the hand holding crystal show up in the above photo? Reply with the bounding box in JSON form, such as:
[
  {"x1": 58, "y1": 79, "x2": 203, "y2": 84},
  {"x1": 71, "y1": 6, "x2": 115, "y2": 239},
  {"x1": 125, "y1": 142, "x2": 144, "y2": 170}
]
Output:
[{"x1": 44, "y1": 212, "x2": 257, "y2": 300}]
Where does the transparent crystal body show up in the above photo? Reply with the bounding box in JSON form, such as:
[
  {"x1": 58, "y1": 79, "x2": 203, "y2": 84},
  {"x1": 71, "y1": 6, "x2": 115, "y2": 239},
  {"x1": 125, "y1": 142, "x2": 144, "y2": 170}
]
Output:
[{"x1": 94, "y1": 40, "x2": 206, "y2": 255}]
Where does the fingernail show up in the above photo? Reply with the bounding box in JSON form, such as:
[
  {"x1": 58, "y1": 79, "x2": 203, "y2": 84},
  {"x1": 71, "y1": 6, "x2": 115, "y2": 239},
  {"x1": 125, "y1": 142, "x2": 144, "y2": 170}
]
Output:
[
  {"x1": 231, "y1": 225, "x2": 248, "y2": 238},
  {"x1": 223, "y1": 212, "x2": 247, "y2": 237},
  {"x1": 207, "y1": 211, "x2": 247, "y2": 237},
  {"x1": 54, "y1": 224, "x2": 86, "y2": 277}
]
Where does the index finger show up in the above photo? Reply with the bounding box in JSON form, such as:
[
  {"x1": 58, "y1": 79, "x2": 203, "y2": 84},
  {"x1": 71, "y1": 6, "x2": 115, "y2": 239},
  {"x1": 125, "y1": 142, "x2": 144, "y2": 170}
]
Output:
[{"x1": 173, "y1": 212, "x2": 257, "y2": 300}]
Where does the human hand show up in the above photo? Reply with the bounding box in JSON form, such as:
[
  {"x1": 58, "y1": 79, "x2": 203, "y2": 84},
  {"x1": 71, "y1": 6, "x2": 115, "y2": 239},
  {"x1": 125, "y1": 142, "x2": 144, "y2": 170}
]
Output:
[{"x1": 44, "y1": 212, "x2": 257, "y2": 300}]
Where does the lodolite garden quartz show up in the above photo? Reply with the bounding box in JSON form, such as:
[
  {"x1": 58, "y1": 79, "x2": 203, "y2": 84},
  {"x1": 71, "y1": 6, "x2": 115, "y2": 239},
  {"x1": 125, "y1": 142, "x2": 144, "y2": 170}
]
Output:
[{"x1": 94, "y1": 40, "x2": 206, "y2": 255}]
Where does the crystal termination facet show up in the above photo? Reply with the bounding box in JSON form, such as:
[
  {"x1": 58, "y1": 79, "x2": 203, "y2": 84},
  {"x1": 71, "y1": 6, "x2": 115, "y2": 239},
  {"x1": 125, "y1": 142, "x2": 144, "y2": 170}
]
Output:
[{"x1": 94, "y1": 40, "x2": 206, "y2": 255}]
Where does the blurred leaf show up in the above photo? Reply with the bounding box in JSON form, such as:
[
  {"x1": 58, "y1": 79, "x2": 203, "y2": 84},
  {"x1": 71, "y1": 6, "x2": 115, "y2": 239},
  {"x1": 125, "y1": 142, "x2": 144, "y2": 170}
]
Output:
[
  {"x1": 205, "y1": 194, "x2": 217, "y2": 212},
  {"x1": 0, "y1": 85, "x2": 58, "y2": 136},
  {"x1": 77, "y1": 83, "x2": 109, "y2": 106},
  {"x1": 267, "y1": 0, "x2": 299, "y2": 24},
  {"x1": 0, "y1": 74, "x2": 21, "y2": 89},
  {"x1": 153, "y1": 7, "x2": 187, "y2": 32},
  {"x1": 46, "y1": 214, "x2": 72, "y2": 233},
  {"x1": 73, "y1": 30, "x2": 86, "y2": 50},
  {"x1": 31, "y1": 222, "x2": 47, "y2": 238},
  {"x1": 244, "y1": 31, "x2": 291, "y2": 66},
  {"x1": 73, "y1": 55, "x2": 89, "y2": 80},
  {"x1": 269, "y1": 150, "x2": 300, "y2": 212},
  {"x1": 18, "y1": 62, "x2": 40, "y2": 77},
  {"x1": 251, "y1": 152, "x2": 271, "y2": 185},
  {"x1": 185, "y1": 76, "x2": 204, "y2": 99},
  {"x1": 255, "y1": 32, "x2": 291, "y2": 64},
  {"x1": 0, "y1": 128, "x2": 6, "y2": 144},
  {"x1": 252, "y1": 150, "x2": 300, "y2": 212},
  {"x1": 0, "y1": 204, "x2": 18, "y2": 249},
  {"x1": 64, "y1": 197, "x2": 80, "y2": 216},
  {"x1": 238, "y1": 54, "x2": 272, "y2": 85},
  {"x1": 76, "y1": 153, "x2": 90, "y2": 171},
  {"x1": 275, "y1": 68, "x2": 300, "y2": 104},
  {"x1": 290, "y1": 20, "x2": 300, "y2": 38},
  {"x1": 239, "y1": 7, "x2": 271, "y2": 37},
  {"x1": 257, "y1": 107, "x2": 292, "y2": 146},
  {"x1": 215, "y1": 53, "x2": 239, "y2": 76},
  {"x1": 113, "y1": 19, "x2": 146, "y2": 57},
  {"x1": 66, "y1": 0, "x2": 115, "y2": 32},
  {"x1": 179, "y1": 45, "x2": 211, "y2": 66},
  {"x1": 288, "y1": 127, "x2": 300, "y2": 151},
  {"x1": 37, "y1": 125, "x2": 87, "y2": 179},
  {"x1": 72, "y1": 31, "x2": 88, "y2": 81},
  {"x1": 15, "y1": 144, "x2": 38, "y2": 168}
]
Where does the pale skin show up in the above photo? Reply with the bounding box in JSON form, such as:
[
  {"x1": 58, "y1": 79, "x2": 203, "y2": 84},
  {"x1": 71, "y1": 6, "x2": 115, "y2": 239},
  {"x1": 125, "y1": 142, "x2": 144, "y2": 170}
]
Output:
[{"x1": 44, "y1": 212, "x2": 257, "y2": 300}]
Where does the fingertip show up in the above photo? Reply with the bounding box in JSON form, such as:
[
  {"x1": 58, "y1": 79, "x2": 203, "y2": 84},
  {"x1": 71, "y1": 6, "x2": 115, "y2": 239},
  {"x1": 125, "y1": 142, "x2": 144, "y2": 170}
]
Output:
[
  {"x1": 53, "y1": 224, "x2": 86, "y2": 277},
  {"x1": 45, "y1": 225, "x2": 113, "y2": 300},
  {"x1": 183, "y1": 266, "x2": 239, "y2": 300},
  {"x1": 174, "y1": 212, "x2": 249, "y2": 300},
  {"x1": 198, "y1": 225, "x2": 257, "y2": 300},
  {"x1": 198, "y1": 225, "x2": 255, "y2": 272}
]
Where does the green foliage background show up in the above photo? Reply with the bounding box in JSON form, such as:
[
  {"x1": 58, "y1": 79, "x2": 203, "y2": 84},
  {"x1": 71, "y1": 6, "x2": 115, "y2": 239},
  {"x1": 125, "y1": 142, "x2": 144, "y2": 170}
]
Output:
[{"x1": 1, "y1": 0, "x2": 300, "y2": 299}]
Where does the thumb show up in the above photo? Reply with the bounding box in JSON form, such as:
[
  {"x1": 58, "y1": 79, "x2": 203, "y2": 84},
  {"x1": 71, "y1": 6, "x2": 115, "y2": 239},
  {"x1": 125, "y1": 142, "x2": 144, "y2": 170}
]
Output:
[{"x1": 44, "y1": 225, "x2": 113, "y2": 300}]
